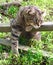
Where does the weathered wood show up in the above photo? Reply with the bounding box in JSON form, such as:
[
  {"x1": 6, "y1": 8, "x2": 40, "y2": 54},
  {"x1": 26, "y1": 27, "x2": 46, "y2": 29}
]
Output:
[
  {"x1": 0, "y1": 38, "x2": 53, "y2": 58},
  {"x1": 39, "y1": 22, "x2": 53, "y2": 31},
  {"x1": 32, "y1": 22, "x2": 53, "y2": 31},
  {"x1": 0, "y1": 38, "x2": 11, "y2": 46},
  {"x1": 0, "y1": 22, "x2": 53, "y2": 32},
  {"x1": 0, "y1": 1, "x2": 21, "y2": 7},
  {"x1": 0, "y1": 23, "x2": 11, "y2": 32}
]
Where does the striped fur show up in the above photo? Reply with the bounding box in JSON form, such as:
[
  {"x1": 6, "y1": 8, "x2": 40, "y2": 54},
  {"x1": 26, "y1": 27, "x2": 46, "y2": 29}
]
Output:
[{"x1": 10, "y1": 6, "x2": 44, "y2": 54}]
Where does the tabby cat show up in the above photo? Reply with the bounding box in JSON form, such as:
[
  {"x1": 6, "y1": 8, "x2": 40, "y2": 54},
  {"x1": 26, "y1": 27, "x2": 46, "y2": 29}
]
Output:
[{"x1": 10, "y1": 5, "x2": 44, "y2": 54}]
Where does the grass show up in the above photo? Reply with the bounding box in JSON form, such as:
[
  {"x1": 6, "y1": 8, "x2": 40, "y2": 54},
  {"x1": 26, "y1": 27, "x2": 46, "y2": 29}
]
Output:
[{"x1": 0, "y1": 0, "x2": 53, "y2": 65}]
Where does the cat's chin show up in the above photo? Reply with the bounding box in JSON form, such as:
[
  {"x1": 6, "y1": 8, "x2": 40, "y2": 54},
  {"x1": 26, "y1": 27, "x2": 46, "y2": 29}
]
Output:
[
  {"x1": 25, "y1": 25, "x2": 41, "y2": 32},
  {"x1": 25, "y1": 26, "x2": 33, "y2": 32},
  {"x1": 30, "y1": 23, "x2": 41, "y2": 29}
]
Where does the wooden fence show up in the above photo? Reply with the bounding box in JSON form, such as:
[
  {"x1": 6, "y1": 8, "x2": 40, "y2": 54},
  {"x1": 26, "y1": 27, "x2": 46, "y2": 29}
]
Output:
[{"x1": 0, "y1": 22, "x2": 53, "y2": 58}]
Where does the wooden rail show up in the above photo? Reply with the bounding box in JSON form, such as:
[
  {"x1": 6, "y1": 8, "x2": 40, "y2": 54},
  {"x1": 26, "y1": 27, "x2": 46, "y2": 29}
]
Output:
[
  {"x1": 0, "y1": 22, "x2": 53, "y2": 32},
  {"x1": 0, "y1": 38, "x2": 53, "y2": 58},
  {"x1": 0, "y1": 2, "x2": 21, "y2": 7}
]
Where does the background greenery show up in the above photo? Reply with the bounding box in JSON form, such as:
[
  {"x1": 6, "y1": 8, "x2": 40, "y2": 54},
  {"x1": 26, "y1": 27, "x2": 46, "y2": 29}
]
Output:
[{"x1": 0, "y1": 0, "x2": 53, "y2": 65}]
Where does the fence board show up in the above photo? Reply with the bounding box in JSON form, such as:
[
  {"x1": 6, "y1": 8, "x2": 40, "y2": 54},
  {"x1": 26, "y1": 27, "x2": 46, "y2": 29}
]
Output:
[
  {"x1": 0, "y1": 23, "x2": 11, "y2": 32},
  {"x1": 0, "y1": 22, "x2": 53, "y2": 32},
  {"x1": 0, "y1": 2, "x2": 21, "y2": 7},
  {"x1": 0, "y1": 38, "x2": 53, "y2": 58}
]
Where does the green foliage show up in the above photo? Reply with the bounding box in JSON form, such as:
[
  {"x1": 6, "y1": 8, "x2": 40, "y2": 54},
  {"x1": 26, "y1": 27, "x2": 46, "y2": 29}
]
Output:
[
  {"x1": 25, "y1": 50, "x2": 42, "y2": 65},
  {"x1": 8, "y1": 6, "x2": 19, "y2": 18},
  {"x1": 0, "y1": 0, "x2": 53, "y2": 65},
  {"x1": 22, "y1": 0, "x2": 53, "y2": 21},
  {"x1": 0, "y1": 45, "x2": 10, "y2": 53},
  {"x1": 47, "y1": 57, "x2": 53, "y2": 65},
  {"x1": 0, "y1": 50, "x2": 43, "y2": 65},
  {"x1": 0, "y1": 0, "x2": 12, "y2": 3},
  {"x1": 41, "y1": 31, "x2": 53, "y2": 52},
  {"x1": 0, "y1": 50, "x2": 53, "y2": 65}
]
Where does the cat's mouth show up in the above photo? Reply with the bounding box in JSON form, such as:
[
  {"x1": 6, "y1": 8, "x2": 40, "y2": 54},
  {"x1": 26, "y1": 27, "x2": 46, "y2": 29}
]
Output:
[
  {"x1": 30, "y1": 23, "x2": 40, "y2": 29},
  {"x1": 26, "y1": 20, "x2": 41, "y2": 29},
  {"x1": 25, "y1": 23, "x2": 40, "y2": 32}
]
